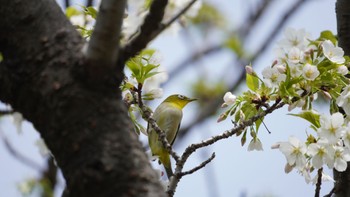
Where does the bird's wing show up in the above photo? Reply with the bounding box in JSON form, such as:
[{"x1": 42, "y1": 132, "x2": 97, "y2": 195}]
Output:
[{"x1": 170, "y1": 123, "x2": 180, "y2": 146}]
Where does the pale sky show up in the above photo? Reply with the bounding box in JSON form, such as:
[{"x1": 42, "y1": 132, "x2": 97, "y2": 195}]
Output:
[{"x1": 0, "y1": 0, "x2": 338, "y2": 197}]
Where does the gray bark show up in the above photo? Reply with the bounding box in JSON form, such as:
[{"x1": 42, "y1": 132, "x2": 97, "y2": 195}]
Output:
[
  {"x1": 334, "y1": 0, "x2": 350, "y2": 196},
  {"x1": 0, "y1": 0, "x2": 165, "y2": 196}
]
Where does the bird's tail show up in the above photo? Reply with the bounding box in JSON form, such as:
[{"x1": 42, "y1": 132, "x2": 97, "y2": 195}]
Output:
[{"x1": 159, "y1": 153, "x2": 173, "y2": 179}]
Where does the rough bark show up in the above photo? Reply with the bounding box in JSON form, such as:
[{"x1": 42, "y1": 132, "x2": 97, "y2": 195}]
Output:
[
  {"x1": 335, "y1": 0, "x2": 350, "y2": 196},
  {"x1": 0, "y1": 0, "x2": 165, "y2": 196}
]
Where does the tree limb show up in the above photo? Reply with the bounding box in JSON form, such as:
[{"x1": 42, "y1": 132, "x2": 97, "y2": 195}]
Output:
[
  {"x1": 334, "y1": 0, "x2": 350, "y2": 196},
  {"x1": 121, "y1": 0, "x2": 168, "y2": 64},
  {"x1": 315, "y1": 168, "x2": 323, "y2": 197},
  {"x1": 0, "y1": 0, "x2": 166, "y2": 196},
  {"x1": 86, "y1": 0, "x2": 127, "y2": 65}
]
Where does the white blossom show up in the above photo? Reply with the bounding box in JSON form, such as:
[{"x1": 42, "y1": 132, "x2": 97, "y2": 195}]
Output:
[
  {"x1": 143, "y1": 67, "x2": 168, "y2": 98},
  {"x1": 332, "y1": 146, "x2": 350, "y2": 171},
  {"x1": 311, "y1": 172, "x2": 335, "y2": 185},
  {"x1": 288, "y1": 98, "x2": 305, "y2": 111},
  {"x1": 70, "y1": 15, "x2": 85, "y2": 27},
  {"x1": 275, "y1": 64, "x2": 287, "y2": 73},
  {"x1": 336, "y1": 86, "x2": 350, "y2": 116},
  {"x1": 289, "y1": 63, "x2": 303, "y2": 78},
  {"x1": 288, "y1": 47, "x2": 303, "y2": 64},
  {"x1": 343, "y1": 123, "x2": 350, "y2": 148},
  {"x1": 337, "y1": 65, "x2": 349, "y2": 75},
  {"x1": 298, "y1": 166, "x2": 312, "y2": 183},
  {"x1": 279, "y1": 136, "x2": 307, "y2": 169},
  {"x1": 302, "y1": 63, "x2": 319, "y2": 81},
  {"x1": 322, "y1": 40, "x2": 345, "y2": 64},
  {"x1": 318, "y1": 112, "x2": 345, "y2": 144},
  {"x1": 223, "y1": 92, "x2": 236, "y2": 105},
  {"x1": 307, "y1": 143, "x2": 333, "y2": 169},
  {"x1": 247, "y1": 137, "x2": 263, "y2": 151},
  {"x1": 278, "y1": 28, "x2": 309, "y2": 51},
  {"x1": 262, "y1": 66, "x2": 286, "y2": 88}
]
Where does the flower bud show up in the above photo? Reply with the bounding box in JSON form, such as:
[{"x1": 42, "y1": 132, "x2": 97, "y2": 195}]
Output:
[{"x1": 245, "y1": 65, "x2": 254, "y2": 75}]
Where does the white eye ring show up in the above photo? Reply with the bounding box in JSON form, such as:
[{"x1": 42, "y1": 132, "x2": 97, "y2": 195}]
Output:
[{"x1": 178, "y1": 95, "x2": 185, "y2": 99}]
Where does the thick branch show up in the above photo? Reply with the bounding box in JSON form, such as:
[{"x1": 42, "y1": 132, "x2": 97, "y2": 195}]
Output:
[
  {"x1": 86, "y1": 0, "x2": 127, "y2": 65},
  {"x1": 334, "y1": 1, "x2": 350, "y2": 196},
  {"x1": 0, "y1": 0, "x2": 166, "y2": 196},
  {"x1": 121, "y1": 0, "x2": 168, "y2": 63}
]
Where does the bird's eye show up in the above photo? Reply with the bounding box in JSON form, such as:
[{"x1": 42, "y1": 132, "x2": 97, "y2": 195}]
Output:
[{"x1": 178, "y1": 95, "x2": 185, "y2": 100}]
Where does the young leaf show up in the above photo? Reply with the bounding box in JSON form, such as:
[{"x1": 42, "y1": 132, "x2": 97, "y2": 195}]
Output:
[
  {"x1": 246, "y1": 73, "x2": 259, "y2": 92},
  {"x1": 319, "y1": 30, "x2": 337, "y2": 44},
  {"x1": 288, "y1": 110, "x2": 320, "y2": 128},
  {"x1": 66, "y1": 6, "x2": 82, "y2": 18}
]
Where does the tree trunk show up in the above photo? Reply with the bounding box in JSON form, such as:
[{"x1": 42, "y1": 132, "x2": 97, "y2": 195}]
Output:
[
  {"x1": 335, "y1": 0, "x2": 350, "y2": 196},
  {"x1": 0, "y1": 0, "x2": 165, "y2": 196}
]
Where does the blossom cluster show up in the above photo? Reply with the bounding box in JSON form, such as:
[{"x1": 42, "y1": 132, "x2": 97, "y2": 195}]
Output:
[
  {"x1": 66, "y1": 0, "x2": 202, "y2": 39},
  {"x1": 219, "y1": 28, "x2": 350, "y2": 183},
  {"x1": 277, "y1": 112, "x2": 350, "y2": 178}
]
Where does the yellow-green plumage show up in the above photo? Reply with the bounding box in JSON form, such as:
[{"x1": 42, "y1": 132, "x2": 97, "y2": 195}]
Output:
[{"x1": 148, "y1": 94, "x2": 196, "y2": 178}]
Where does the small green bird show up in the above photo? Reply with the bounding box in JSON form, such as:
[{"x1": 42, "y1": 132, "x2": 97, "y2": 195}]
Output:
[{"x1": 148, "y1": 94, "x2": 196, "y2": 178}]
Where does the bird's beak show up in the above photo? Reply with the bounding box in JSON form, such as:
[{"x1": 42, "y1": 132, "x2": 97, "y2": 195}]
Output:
[{"x1": 189, "y1": 98, "x2": 198, "y2": 102}]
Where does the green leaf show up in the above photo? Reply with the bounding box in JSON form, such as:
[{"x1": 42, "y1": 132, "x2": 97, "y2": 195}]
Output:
[
  {"x1": 144, "y1": 71, "x2": 160, "y2": 79},
  {"x1": 144, "y1": 0, "x2": 153, "y2": 9},
  {"x1": 319, "y1": 30, "x2": 337, "y2": 44},
  {"x1": 143, "y1": 64, "x2": 159, "y2": 75},
  {"x1": 246, "y1": 73, "x2": 259, "y2": 91},
  {"x1": 140, "y1": 49, "x2": 156, "y2": 59},
  {"x1": 66, "y1": 6, "x2": 82, "y2": 18},
  {"x1": 240, "y1": 102, "x2": 257, "y2": 120},
  {"x1": 255, "y1": 116, "x2": 263, "y2": 133},
  {"x1": 126, "y1": 60, "x2": 141, "y2": 78},
  {"x1": 288, "y1": 110, "x2": 320, "y2": 128}
]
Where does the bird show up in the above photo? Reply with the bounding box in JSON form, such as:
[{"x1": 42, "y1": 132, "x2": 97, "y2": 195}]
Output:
[{"x1": 148, "y1": 94, "x2": 197, "y2": 178}]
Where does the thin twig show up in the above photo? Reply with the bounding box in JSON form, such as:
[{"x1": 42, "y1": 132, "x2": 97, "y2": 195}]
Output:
[
  {"x1": 0, "y1": 110, "x2": 13, "y2": 115},
  {"x1": 315, "y1": 168, "x2": 323, "y2": 197},
  {"x1": 86, "y1": 0, "x2": 94, "y2": 7},
  {"x1": 0, "y1": 130, "x2": 42, "y2": 170},
  {"x1": 178, "y1": 152, "x2": 215, "y2": 177},
  {"x1": 162, "y1": 0, "x2": 197, "y2": 30},
  {"x1": 64, "y1": 0, "x2": 70, "y2": 8},
  {"x1": 167, "y1": 100, "x2": 285, "y2": 196}
]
